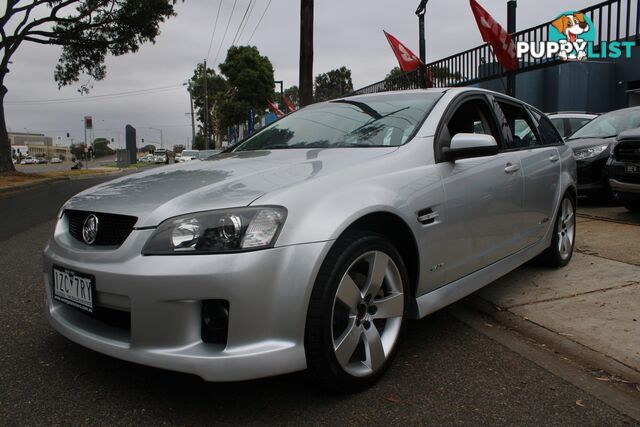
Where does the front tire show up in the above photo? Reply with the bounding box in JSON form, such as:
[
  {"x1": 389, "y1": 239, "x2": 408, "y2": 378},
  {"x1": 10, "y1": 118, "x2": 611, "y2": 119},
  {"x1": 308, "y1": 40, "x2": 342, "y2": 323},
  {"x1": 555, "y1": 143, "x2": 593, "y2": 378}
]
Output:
[
  {"x1": 305, "y1": 231, "x2": 410, "y2": 392},
  {"x1": 539, "y1": 194, "x2": 576, "y2": 268}
]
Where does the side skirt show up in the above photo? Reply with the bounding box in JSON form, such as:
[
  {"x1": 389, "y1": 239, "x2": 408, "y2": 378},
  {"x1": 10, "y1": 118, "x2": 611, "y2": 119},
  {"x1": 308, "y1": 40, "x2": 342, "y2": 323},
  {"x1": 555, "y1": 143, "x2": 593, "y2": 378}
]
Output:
[{"x1": 414, "y1": 234, "x2": 550, "y2": 319}]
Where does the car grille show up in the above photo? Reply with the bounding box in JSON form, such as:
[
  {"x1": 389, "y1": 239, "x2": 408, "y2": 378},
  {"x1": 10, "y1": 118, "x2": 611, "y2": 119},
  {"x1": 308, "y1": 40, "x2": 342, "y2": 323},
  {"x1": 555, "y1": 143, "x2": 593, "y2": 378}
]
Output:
[
  {"x1": 66, "y1": 210, "x2": 138, "y2": 246},
  {"x1": 614, "y1": 140, "x2": 640, "y2": 162}
]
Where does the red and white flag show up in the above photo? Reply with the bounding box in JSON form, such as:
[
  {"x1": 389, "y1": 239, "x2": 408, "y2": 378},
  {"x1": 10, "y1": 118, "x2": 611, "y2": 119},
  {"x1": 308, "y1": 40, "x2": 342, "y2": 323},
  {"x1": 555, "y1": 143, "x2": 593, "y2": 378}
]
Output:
[
  {"x1": 383, "y1": 30, "x2": 423, "y2": 73},
  {"x1": 267, "y1": 99, "x2": 283, "y2": 117},
  {"x1": 469, "y1": 0, "x2": 518, "y2": 71},
  {"x1": 282, "y1": 96, "x2": 297, "y2": 113}
]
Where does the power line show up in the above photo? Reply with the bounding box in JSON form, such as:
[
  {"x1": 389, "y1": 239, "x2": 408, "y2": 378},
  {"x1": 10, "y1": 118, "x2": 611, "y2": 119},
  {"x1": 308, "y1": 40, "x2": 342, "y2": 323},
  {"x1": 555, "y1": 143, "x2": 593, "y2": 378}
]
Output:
[
  {"x1": 231, "y1": 0, "x2": 254, "y2": 46},
  {"x1": 212, "y1": 0, "x2": 239, "y2": 67},
  {"x1": 247, "y1": 0, "x2": 273, "y2": 44},
  {"x1": 6, "y1": 84, "x2": 185, "y2": 105},
  {"x1": 205, "y1": 0, "x2": 224, "y2": 61},
  {"x1": 236, "y1": 0, "x2": 258, "y2": 45}
]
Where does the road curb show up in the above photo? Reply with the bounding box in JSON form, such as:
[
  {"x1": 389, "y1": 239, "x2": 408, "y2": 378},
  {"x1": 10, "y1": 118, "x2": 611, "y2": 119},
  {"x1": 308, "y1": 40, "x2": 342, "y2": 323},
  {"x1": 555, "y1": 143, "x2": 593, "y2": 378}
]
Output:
[
  {"x1": 450, "y1": 303, "x2": 640, "y2": 422},
  {"x1": 462, "y1": 295, "x2": 640, "y2": 386},
  {"x1": 577, "y1": 212, "x2": 640, "y2": 226}
]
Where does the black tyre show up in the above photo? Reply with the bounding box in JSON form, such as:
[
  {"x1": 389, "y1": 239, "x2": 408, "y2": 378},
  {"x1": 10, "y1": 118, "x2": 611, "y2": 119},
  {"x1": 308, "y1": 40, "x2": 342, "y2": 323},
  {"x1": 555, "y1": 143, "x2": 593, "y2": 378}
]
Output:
[
  {"x1": 305, "y1": 231, "x2": 410, "y2": 392},
  {"x1": 539, "y1": 193, "x2": 576, "y2": 268}
]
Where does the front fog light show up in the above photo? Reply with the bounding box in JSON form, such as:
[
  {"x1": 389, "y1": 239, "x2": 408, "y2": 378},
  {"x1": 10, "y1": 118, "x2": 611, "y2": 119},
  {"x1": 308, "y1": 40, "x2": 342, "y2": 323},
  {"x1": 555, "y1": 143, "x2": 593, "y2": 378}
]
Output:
[{"x1": 171, "y1": 218, "x2": 201, "y2": 250}]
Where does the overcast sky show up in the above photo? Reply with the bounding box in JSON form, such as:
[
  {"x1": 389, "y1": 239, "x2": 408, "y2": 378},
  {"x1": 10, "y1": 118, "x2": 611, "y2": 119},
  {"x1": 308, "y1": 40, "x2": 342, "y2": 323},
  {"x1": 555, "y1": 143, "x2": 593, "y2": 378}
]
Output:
[{"x1": 4, "y1": 0, "x2": 597, "y2": 149}]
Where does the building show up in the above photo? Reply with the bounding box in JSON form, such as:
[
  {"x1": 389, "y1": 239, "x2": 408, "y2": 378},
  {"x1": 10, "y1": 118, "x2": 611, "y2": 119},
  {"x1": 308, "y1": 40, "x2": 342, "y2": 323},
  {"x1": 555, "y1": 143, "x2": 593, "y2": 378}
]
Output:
[{"x1": 9, "y1": 132, "x2": 71, "y2": 160}]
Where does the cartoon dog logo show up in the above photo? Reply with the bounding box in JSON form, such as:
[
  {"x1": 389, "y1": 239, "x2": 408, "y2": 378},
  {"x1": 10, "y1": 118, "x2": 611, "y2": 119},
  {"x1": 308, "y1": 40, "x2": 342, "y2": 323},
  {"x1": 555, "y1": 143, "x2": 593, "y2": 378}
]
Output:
[{"x1": 551, "y1": 13, "x2": 590, "y2": 60}]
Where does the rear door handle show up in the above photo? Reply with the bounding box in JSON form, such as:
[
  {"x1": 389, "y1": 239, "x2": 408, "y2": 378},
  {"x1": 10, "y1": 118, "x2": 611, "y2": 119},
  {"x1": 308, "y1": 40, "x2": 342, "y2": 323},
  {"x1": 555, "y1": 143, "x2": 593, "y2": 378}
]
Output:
[
  {"x1": 504, "y1": 163, "x2": 520, "y2": 174},
  {"x1": 549, "y1": 154, "x2": 560, "y2": 162}
]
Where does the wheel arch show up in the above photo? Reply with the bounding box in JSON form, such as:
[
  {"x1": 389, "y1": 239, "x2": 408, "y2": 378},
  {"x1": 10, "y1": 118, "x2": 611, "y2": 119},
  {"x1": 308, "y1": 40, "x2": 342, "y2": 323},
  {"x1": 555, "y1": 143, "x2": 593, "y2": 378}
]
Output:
[{"x1": 336, "y1": 211, "x2": 421, "y2": 301}]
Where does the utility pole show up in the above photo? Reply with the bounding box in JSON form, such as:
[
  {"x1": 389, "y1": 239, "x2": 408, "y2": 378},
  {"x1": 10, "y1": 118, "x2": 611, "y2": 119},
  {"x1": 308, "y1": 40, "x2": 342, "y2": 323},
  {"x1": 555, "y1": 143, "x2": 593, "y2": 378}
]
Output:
[
  {"x1": 186, "y1": 83, "x2": 196, "y2": 143},
  {"x1": 507, "y1": 0, "x2": 517, "y2": 97},
  {"x1": 299, "y1": 0, "x2": 314, "y2": 106},
  {"x1": 203, "y1": 60, "x2": 210, "y2": 150}
]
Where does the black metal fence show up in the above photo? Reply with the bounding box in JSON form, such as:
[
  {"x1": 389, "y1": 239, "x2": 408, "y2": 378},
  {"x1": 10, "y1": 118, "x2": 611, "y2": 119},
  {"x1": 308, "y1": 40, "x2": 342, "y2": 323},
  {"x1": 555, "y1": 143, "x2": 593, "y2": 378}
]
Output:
[{"x1": 352, "y1": 0, "x2": 639, "y2": 95}]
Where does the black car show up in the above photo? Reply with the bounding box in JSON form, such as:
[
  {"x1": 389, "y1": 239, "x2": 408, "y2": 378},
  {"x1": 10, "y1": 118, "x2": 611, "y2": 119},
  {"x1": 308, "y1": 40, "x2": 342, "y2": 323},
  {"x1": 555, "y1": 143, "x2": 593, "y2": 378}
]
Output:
[
  {"x1": 565, "y1": 106, "x2": 640, "y2": 200},
  {"x1": 607, "y1": 128, "x2": 640, "y2": 212}
]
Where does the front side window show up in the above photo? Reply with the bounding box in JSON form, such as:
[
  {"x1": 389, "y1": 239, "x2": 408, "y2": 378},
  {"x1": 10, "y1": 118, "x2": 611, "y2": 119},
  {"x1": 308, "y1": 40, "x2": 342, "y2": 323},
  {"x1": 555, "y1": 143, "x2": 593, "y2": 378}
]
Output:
[
  {"x1": 495, "y1": 101, "x2": 542, "y2": 149},
  {"x1": 440, "y1": 98, "x2": 500, "y2": 147},
  {"x1": 233, "y1": 93, "x2": 442, "y2": 151}
]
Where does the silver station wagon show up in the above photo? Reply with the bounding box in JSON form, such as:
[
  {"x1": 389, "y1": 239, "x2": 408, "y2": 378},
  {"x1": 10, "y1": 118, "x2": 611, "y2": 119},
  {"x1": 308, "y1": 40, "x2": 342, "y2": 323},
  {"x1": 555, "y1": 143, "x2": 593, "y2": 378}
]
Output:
[{"x1": 44, "y1": 88, "x2": 577, "y2": 391}]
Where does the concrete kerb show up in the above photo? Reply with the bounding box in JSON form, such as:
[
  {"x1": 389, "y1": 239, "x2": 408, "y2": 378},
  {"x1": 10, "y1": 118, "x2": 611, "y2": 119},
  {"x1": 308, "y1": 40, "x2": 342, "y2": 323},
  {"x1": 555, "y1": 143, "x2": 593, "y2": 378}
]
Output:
[{"x1": 463, "y1": 295, "x2": 640, "y2": 386}]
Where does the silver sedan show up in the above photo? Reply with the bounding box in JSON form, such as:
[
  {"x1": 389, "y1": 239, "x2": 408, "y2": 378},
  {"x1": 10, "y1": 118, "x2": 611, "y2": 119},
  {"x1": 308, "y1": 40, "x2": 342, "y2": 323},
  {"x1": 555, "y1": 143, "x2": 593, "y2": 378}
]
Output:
[{"x1": 43, "y1": 88, "x2": 577, "y2": 391}]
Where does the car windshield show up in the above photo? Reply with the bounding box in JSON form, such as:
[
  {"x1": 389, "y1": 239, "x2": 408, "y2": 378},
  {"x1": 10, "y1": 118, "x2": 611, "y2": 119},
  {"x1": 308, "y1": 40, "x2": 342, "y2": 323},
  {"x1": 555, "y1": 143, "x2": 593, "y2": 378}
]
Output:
[
  {"x1": 568, "y1": 109, "x2": 640, "y2": 140},
  {"x1": 182, "y1": 150, "x2": 198, "y2": 157},
  {"x1": 233, "y1": 92, "x2": 442, "y2": 151}
]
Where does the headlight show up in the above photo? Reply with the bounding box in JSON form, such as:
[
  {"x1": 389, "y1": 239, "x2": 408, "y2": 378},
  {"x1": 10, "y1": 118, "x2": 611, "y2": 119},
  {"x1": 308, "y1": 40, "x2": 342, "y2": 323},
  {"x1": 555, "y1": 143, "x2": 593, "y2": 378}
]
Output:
[
  {"x1": 573, "y1": 144, "x2": 610, "y2": 161},
  {"x1": 142, "y1": 206, "x2": 287, "y2": 255}
]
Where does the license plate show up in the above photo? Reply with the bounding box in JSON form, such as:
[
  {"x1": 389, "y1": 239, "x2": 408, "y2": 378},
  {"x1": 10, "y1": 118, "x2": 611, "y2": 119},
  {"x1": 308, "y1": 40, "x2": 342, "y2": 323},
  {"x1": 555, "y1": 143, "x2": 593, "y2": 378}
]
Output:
[
  {"x1": 626, "y1": 165, "x2": 638, "y2": 173},
  {"x1": 52, "y1": 266, "x2": 94, "y2": 313}
]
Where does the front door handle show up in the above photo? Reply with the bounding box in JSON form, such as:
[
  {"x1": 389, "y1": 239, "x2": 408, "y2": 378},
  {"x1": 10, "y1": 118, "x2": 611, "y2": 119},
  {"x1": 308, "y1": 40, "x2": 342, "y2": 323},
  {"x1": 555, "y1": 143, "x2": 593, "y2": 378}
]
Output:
[
  {"x1": 504, "y1": 163, "x2": 520, "y2": 174},
  {"x1": 549, "y1": 154, "x2": 560, "y2": 162}
]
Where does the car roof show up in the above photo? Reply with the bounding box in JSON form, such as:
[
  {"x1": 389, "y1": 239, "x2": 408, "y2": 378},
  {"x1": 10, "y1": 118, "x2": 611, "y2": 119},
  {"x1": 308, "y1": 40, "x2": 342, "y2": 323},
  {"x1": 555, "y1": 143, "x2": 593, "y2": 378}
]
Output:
[
  {"x1": 547, "y1": 112, "x2": 598, "y2": 119},
  {"x1": 340, "y1": 87, "x2": 539, "y2": 111}
]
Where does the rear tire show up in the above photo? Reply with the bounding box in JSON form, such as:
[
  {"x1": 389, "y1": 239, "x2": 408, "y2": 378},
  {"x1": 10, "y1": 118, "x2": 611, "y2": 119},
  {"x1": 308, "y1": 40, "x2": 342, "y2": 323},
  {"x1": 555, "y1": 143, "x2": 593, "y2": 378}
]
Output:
[
  {"x1": 539, "y1": 194, "x2": 576, "y2": 268},
  {"x1": 305, "y1": 231, "x2": 410, "y2": 392}
]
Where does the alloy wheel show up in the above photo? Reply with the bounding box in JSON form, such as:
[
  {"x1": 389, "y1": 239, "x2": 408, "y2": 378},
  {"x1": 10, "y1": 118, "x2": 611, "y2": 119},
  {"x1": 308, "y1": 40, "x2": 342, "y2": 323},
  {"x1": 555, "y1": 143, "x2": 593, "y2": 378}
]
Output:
[
  {"x1": 557, "y1": 197, "x2": 575, "y2": 260},
  {"x1": 330, "y1": 250, "x2": 404, "y2": 377}
]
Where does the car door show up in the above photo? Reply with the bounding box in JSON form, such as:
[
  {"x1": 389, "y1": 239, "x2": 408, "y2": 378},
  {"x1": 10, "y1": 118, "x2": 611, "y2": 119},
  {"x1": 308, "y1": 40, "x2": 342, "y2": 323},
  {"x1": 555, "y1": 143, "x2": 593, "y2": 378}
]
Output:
[
  {"x1": 435, "y1": 95, "x2": 525, "y2": 284},
  {"x1": 492, "y1": 98, "x2": 562, "y2": 246}
]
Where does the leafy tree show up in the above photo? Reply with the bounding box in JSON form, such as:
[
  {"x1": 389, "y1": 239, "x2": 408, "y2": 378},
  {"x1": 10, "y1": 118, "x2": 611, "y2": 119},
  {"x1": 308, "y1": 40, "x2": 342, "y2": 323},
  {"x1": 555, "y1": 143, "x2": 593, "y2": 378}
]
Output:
[
  {"x1": 92, "y1": 137, "x2": 114, "y2": 157},
  {"x1": 217, "y1": 46, "x2": 275, "y2": 130},
  {"x1": 0, "y1": 0, "x2": 181, "y2": 172},
  {"x1": 188, "y1": 64, "x2": 228, "y2": 145},
  {"x1": 383, "y1": 66, "x2": 414, "y2": 91},
  {"x1": 192, "y1": 135, "x2": 205, "y2": 150},
  {"x1": 69, "y1": 143, "x2": 84, "y2": 160},
  {"x1": 314, "y1": 66, "x2": 354, "y2": 102},
  {"x1": 430, "y1": 65, "x2": 463, "y2": 85},
  {"x1": 141, "y1": 144, "x2": 156, "y2": 153},
  {"x1": 385, "y1": 66, "x2": 405, "y2": 80},
  {"x1": 173, "y1": 144, "x2": 185, "y2": 154}
]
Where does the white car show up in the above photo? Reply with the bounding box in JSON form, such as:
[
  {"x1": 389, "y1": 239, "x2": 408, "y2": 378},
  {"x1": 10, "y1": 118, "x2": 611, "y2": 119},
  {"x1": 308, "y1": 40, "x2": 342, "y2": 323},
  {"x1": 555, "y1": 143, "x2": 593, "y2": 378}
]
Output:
[
  {"x1": 178, "y1": 149, "x2": 199, "y2": 162},
  {"x1": 51, "y1": 157, "x2": 62, "y2": 164},
  {"x1": 20, "y1": 156, "x2": 38, "y2": 165}
]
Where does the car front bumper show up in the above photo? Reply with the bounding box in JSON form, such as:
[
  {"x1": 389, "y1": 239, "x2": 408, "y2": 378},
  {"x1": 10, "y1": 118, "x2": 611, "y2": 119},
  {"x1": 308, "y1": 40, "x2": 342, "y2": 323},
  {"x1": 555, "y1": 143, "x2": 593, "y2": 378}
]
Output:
[
  {"x1": 576, "y1": 154, "x2": 610, "y2": 196},
  {"x1": 43, "y1": 223, "x2": 333, "y2": 381}
]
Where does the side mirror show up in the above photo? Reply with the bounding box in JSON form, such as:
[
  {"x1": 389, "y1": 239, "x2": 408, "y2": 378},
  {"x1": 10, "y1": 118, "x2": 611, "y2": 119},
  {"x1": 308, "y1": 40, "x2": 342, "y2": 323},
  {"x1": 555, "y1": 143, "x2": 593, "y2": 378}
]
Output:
[{"x1": 442, "y1": 133, "x2": 499, "y2": 161}]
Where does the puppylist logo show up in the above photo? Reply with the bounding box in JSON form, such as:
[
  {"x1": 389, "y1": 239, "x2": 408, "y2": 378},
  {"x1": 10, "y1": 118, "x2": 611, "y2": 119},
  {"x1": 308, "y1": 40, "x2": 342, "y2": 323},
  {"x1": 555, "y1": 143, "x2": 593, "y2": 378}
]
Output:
[{"x1": 517, "y1": 11, "x2": 636, "y2": 61}]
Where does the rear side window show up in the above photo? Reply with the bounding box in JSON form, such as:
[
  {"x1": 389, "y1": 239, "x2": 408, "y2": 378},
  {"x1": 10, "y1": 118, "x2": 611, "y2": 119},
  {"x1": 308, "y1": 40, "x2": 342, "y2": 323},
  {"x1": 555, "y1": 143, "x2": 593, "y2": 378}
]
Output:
[
  {"x1": 531, "y1": 110, "x2": 564, "y2": 145},
  {"x1": 495, "y1": 101, "x2": 542, "y2": 149}
]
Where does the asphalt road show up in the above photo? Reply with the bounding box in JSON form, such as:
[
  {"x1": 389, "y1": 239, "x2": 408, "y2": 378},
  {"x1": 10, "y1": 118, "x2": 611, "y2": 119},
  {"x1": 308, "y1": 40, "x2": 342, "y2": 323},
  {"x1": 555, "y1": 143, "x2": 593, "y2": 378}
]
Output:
[{"x1": 0, "y1": 178, "x2": 636, "y2": 425}]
